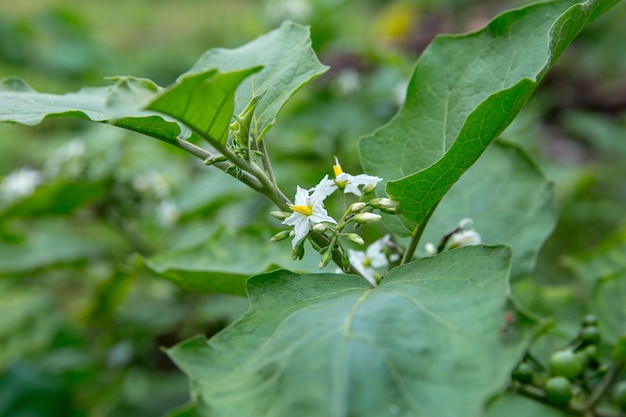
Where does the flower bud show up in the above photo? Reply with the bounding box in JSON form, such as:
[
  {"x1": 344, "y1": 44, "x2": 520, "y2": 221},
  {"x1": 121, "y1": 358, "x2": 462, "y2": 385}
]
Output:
[
  {"x1": 369, "y1": 198, "x2": 399, "y2": 209},
  {"x1": 349, "y1": 202, "x2": 367, "y2": 213},
  {"x1": 312, "y1": 223, "x2": 328, "y2": 234},
  {"x1": 291, "y1": 243, "x2": 305, "y2": 260},
  {"x1": 362, "y1": 183, "x2": 377, "y2": 195},
  {"x1": 341, "y1": 252, "x2": 351, "y2": 271},
  {"x1": 270, "y1": 211, "x2": 291, "y2": 220},
  {"x1": 270, "y1": 230, "x2": 291, "y2": 242},
  {"x1": 348, "y1": 233, "x2": 365, "y2": 245},
  {"x1": 354, "y1": 212, "x2": 382, "y2": 224},
  {"x1": 318, "y1": 250, "x2": 333, "y2": 269}
]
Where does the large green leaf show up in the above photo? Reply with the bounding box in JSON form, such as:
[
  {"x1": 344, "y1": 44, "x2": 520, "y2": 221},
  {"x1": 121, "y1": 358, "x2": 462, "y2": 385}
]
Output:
[
  {"x1": 185, "y1": 21, "x2": 329, "y2": 141},
  {"x1": 167, "y1": 245, "x2": 537, "y2": 417},
  {"x1": 0, "y1": 77, "x2": 185, "y2": 145},
  {"x1": 359, "y1": 0, "x2": 620, "y2": 232},
  {"x1": 146, "y1": 67, "x2": 263, "y2": 144},
  {"x1": 140, "y1": 226, "x2": 334, "y2": 296},
  {"x1": 418, "y1": 141, "x2": 555, "y2": 281},
  {"x1": 485, "y1": 392, "x2": 574, "y2": 417}
]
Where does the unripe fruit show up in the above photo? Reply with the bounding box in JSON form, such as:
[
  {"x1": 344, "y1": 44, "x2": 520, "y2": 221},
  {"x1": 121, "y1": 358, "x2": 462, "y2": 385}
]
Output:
[
  {"x1": 512, "y1": 363, "x2": 533, "y2": 384},
  {"x1": 550, "y1": 349, "x2": 583, "y2": 380},
  {"x1": 545, "y1": 376, "x2": 573, "y2": 406},
  {"x1": 614, "y1": 380, "x2": 626, "y2": 411},
  {"x1": 582, "y1": 314, "x2": 599, "y2": 327},
  {"x1": 581, "y1": 325, "x2": 601, "y2": 345}
]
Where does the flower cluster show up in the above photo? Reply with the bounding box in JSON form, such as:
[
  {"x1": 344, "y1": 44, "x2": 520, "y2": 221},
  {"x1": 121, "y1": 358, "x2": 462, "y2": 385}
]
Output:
[{"x1": 272, "y1": 158, "x2": 401, "y2": 285}]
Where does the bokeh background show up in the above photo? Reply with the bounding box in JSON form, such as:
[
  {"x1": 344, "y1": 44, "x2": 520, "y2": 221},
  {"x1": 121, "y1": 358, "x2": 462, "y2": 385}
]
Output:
[{"x1": 1, "y1": 1, "x2": 625, "y2": 416}]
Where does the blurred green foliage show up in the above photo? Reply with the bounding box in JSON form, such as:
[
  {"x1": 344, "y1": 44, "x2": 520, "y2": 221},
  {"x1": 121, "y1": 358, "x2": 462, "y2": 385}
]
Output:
[{"x1": 0, "y1": 0, "x2": 625, "y2": 416}]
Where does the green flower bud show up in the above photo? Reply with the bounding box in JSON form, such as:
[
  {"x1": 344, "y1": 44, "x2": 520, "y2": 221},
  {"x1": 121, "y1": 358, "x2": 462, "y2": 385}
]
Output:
[
  {"x1": 354, "y1": 212, "x2": 382, "y2": 224},
  {"x1": 348, "y1": 233, "x2": 365, "y2": 245},
  {"x1": 349, "y1": 202, "x2": 367, "y2": 213},
  {"x1": 341, "y1": 252, "x2": 351, "y2": 271},
  {"x1": 291, "y1": 243, "x2": 305, "y2": 260},
  {"x1": 319, "y1": 250, "x2": 332, "y2": 269},
  {"x1": 545, "y1": 376, "x2": 572, "y2": 406},
  {"x1": 270, "y1": 230, "x2": 291, "y2": 242},
  {"x1": 370, "y1": 198, "x2": 400, "y2": 209},
  {"x1": 270, "y1": 211, "x2": 291, "y2": 220}
]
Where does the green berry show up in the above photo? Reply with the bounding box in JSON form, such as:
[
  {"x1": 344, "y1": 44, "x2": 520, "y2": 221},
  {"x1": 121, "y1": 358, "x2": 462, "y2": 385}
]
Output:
[
  {"x1": 614, "y1": 381, "x2": 626, "y2": 411},
  {"x1": 582, "y1": 314, "x2": 599, "y2": 327},
  {"x1": 581, "y1": 325, "x2": 601, "y2": 345},
  {"x1": 512, "y1": 363, "x2": 533, "y2": 384},
  {"x1": 545, "y1": 376, "x2": 573, "y2": 406},
  {"x1": 550, "y1": 349, "x2": 583, "y2": 380}
]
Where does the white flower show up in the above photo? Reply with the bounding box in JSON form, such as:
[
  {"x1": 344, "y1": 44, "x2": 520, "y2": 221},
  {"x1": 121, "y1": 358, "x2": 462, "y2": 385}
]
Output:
[
  {"x1": 0, "y1": 167, "x2": 43, "y2": 199},
  {"x1": 332, "y1": 157, "x2": 382, "y2": 196},
  {"x1": 449, "y1": 229, "x2": 482, "y2": 248},
  {"x1": 348, "y1": 234, "x2": 392, "y2": 286},
  {"x1": 425, "y1": 242, "x2": 437, "y2": 255},
  {"x1": 283, "y1": 175, "x2": 337, "y2": 249}
]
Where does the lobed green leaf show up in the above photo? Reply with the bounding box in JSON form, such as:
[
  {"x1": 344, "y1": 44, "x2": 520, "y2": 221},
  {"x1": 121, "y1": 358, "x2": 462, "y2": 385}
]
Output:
[{"x1": 167, "y1": 245, "x2": 538, "y2": 417}]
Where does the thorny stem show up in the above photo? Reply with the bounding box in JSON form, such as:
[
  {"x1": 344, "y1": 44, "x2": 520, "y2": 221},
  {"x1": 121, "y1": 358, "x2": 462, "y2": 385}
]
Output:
[{"x1": 174, "y1": 138, "x2": 264, "y2": 192}]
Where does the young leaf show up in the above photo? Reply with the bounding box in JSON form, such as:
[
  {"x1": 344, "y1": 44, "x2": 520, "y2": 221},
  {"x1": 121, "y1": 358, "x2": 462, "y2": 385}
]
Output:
[
  {"x1": 185, "y1": 21, "x2": 329, "y2": 141},
  {"x1": 359, "y1": 0, "x2": 620, "y2": 232},
  {"x1": 146, "y1": 67, "x2": 263, "y2": 145},
  {"x1": 167, "y1": 245, "x2": 537, "y2": 417}
]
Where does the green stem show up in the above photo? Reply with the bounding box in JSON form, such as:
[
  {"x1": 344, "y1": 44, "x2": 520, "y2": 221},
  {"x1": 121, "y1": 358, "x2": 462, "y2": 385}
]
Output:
[
  {"x1": 258, "y1": 138, "x2": 277, "y2": 185},
  {"x1": 584, "y1": 361, "x2": 624, "y2": 411},
  {"x1": 401, "y1": 203, "x2": 438, "y2": 264}
]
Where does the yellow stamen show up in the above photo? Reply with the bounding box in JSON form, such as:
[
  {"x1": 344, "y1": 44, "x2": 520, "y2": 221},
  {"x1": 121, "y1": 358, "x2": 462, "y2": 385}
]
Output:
[
  {"x1": 333, "y1": 156, "x2": 343, "y2": 177},
  {"x1": 290, "y1": 204, "x2": 313, "y2": 216}
]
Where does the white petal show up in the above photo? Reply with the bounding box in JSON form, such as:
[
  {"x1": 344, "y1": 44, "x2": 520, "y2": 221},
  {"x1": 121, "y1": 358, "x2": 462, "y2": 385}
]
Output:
[
  {"x1": 293, "y1": 186, "x2": 310, "y2": 206},
  {"x1": 291, "y1": 217, "x2": 312, "y2": 249}
]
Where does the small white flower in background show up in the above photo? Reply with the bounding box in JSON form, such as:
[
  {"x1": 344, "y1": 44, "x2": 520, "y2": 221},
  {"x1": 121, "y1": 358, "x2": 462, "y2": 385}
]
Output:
[
  {"x1": 266, "y1": 0, "x2": 312, "y2": 22},
  {"x1": 132, "y1": 171, "x2": 171, "y2": 199},
  {"x1": 348, "y1": 234, "x2": 392, "y2": 286},
  {"x1": 283, "y1": 175, "x2": 337, "y2": 249},
  {"x1": 424, "y1": 242, "x2": 437, "y2": 255},
  {"x1": 448, "y1": 217, "x2": 482, "y2": 249},
  {"x1": 44, "y1": 139, "x2": 86, "y2": 178},
  {"x1": 156, "y1": 200, "x2": 180, "y2": 227},
  {"x1": 0, "y1": 167, "x2": 43, "y2": 199},
  {"x1": 332, "y1": 157, "x2": 382, "y2": 196},
  {"x1": 334, "y1": 69, "x2": 361, "y2": 96}
]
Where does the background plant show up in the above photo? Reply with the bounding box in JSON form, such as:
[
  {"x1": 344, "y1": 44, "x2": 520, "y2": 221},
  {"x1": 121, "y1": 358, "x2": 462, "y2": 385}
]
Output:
[{"x1": 1, "y1": 0, "x2": 625, "y2": 416}]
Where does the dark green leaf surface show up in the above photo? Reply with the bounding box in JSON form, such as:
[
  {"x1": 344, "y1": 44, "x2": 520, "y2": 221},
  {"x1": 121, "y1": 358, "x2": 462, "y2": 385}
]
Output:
[
  {"x1": 359, "y1": 0, "x2": 619, "y2": 232},
  {"x1": 186, "y1": 21, "x2": 329, "y2": 141},
  {"x1": 590, "y1": 270, "x2": 626, "y2": 344},
  {"x1": 563, "y1": 230, "x2": 626, "y2": 291},
  {"x1": 168, "y1": 245, "x2": 537, "y2": 417},
  {"x1": 418, "y1": 141, "x2": 555, "y2": 281},
  {"x1": 146, "y1": 67, "x2": 262, "y2": 144},
  {"x1": 0, "y1": 77, "x2": 185, "y2": 145}
]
